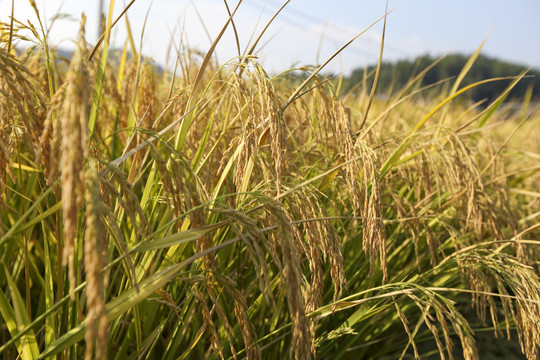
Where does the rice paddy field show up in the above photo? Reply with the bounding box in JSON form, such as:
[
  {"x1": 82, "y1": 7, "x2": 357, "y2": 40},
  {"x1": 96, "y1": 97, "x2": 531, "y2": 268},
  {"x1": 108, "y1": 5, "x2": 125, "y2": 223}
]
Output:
[{"x1": 0, "y1": 2, "x2": 539, "y2": 359}]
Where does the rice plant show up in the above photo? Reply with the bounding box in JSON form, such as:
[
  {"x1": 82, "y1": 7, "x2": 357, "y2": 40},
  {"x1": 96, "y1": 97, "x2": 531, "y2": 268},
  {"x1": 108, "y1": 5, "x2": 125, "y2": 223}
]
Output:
[{"x1": 0, "y1": 2, "x2": 539, "y2": 360}]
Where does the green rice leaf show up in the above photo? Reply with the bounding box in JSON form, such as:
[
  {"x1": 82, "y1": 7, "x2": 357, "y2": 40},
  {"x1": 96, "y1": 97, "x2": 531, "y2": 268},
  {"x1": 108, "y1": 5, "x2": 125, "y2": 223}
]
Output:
[{"x1": 3, "y1": 266, "x2": 40, "y2": 360}]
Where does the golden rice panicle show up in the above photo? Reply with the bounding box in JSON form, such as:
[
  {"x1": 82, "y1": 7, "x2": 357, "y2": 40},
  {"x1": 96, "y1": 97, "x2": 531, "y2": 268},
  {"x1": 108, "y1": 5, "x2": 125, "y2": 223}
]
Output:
[
  {"x1": 395, "y1": 303, "x2": 420, "y2": 360},
  {"x1": 193, "y1": 287, "x2": 224, "y2": 359},
  {"x1": 0, "y1": 47, "x2": 46, "y2": 145},
  {"x1": 151, "y1": 148, "x2": 184, "y2": 228},
  {"x1": 253, "y1": 63, "x2": 287, "y2": 195},
  {"x1": 478, "y1": 141, "x2": 530, "y2": 263},
  {"x1": 105, "y1": 168, "x2": 151, "y2": 240},
  {"x1": 283, "y1": 190, "x2": 323, "y2": 353},
  {"x1": 231, "y1": 287, "x2": 261, "y2": 360},
  {"x1": 356, "y1": 140, "x2": 387, "y2": 281},
  {"x1": 310, "y1": 85, "x2": 335, "y2": 151},
  {"x1": 166, "y1": 156, "x2": 211, "y2": 265},
  {"x1": 0, "y1": 90, "x2": 13, "y2": 199},
  {"x1": 137, "y1": 61, "x2": 157, "y2": 129},
  {"x1": 204, "y1": 282, "x2": 238, "y2": 360},
  {"x1": 60, "y1": 15, "x2": 90, "y2": 299},
  {"x1": 282, "y1": 186, "x2": 346, "y2": 354},
  {"x1": 441, "y1": 135, "x2": 501, "y2": 242},
  {"x1": 313, "y1": 194, "x2": 347, "y2": 303},
  {"x1": 231, "y1": 75, "x2": 257, "y2": 194},
  {"x1": 205, "y1": 276, "x2": 262, "y2": 360},
  {"x1": 409, "y1": 291, "x2": 478, "y2": 360},
  {"x1": 106, "y1": 57, "x2": 136, "y2": 137},
  {"x1": 283, "y1": 94, "x2": 312, "y2": 143},
  {"x1": 25, "y1": 46, "x2": 52, "y2": 97},
  {"x1": 0, "y1": 47, "x2": 45, "y2": 198},
  {"x1": 330, "y1": 95, "x2": 387, "y2": 281},
  {"x1": 458, "y1": 251, "x2": 540, "y2": 360},
  {"x1": 213, "y1": 205, "x2": 275, "y2": 308},
  {"x1": 311, "y1": 86, "x2": 387, "y2": 279},
  {"x1": 83, "y1": 159, "x2": 108, "y2": 360},
  {"x1": 263, "y1": 199, "x2": 312, "y2": 360},
  {"x1": 37, "y1": 80, "x2": 68, "y2": 184},
  {"x1": 283, "y1": 186, "x2": 346, "y2": 307}
]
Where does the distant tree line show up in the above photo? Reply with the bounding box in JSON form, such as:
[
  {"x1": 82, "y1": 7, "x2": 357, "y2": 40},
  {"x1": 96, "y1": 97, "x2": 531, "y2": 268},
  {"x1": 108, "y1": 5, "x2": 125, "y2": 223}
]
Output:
[{"x1": 342, "y1": 53, "x2": 540, "y2": 103}]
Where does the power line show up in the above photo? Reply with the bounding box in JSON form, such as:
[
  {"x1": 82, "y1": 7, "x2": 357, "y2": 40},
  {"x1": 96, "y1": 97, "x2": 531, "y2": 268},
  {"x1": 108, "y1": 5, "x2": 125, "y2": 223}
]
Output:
[
  {"x1": 244, "y1": 1, "x2": 370, "y2": 59},
  {"x1": 248, "y1": 0, "x2": 412, "y2": 57}
]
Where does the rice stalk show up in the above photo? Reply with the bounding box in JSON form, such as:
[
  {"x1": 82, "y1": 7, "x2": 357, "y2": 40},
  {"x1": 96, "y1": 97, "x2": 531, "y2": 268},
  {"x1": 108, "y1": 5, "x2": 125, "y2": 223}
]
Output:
[
  {"x1": 263, "y1": 198, "x2": 312, "y2": 359},
  {"x1": 83, "y1": 159, "x2": 108, "y2": 360},
  {"x1": 59, "y1": 16, "x2": 90, "y2": 299}
]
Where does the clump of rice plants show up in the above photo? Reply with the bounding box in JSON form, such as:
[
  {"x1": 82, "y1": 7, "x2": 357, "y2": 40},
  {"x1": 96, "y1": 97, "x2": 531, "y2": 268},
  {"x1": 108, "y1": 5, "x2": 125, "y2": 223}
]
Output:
[{"x1": 0, "y1": 2, "x2": 539, "y2": 360}]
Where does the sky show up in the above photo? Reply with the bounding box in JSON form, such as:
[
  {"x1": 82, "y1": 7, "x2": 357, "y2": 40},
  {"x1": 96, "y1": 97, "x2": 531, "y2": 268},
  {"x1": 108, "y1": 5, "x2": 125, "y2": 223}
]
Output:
[{"x1": 0, "y1": 0, "x2": 539, "y2": 75}]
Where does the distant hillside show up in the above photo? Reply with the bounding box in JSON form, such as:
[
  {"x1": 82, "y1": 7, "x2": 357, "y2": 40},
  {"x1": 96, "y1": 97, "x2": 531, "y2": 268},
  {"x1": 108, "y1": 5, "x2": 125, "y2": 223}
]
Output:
[{"x1": 342, "y1": 54, "x2": 540, "y2": 103}]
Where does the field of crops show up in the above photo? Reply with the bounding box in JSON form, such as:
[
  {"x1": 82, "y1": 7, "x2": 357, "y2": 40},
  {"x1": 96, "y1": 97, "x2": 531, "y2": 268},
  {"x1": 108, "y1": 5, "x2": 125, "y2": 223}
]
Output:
[{"x1": 0, "y1": 2, "x2": 539, "y2": 359}]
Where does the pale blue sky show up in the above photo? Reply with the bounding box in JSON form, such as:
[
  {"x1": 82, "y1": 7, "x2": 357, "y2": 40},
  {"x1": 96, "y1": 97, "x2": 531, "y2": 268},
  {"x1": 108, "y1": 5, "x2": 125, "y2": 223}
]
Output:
[{"x1": 1, "y1": 0, "x2": 538, "y2": 74}]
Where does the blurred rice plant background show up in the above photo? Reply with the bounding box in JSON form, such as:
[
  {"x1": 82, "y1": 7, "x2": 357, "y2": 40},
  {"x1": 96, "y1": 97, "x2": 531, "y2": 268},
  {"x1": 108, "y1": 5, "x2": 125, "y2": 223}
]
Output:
[{"x1": 0, "y1": 1, "x2": 539, "y2": 359}]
